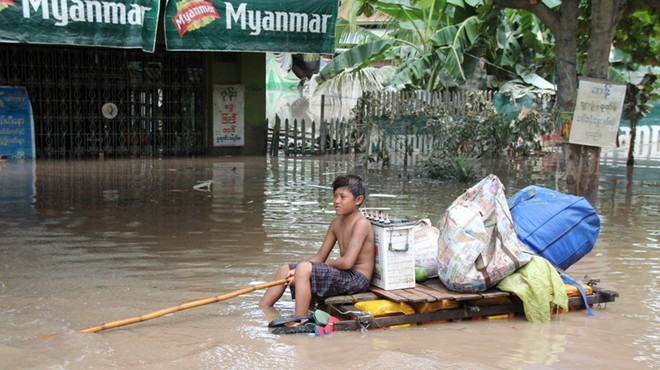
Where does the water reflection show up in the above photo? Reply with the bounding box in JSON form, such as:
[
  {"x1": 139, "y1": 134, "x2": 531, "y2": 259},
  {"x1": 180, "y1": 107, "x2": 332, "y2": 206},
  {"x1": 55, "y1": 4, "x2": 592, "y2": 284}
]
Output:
[{"x1": 0, "y1": 155, "x2": 658, "y2": 369}]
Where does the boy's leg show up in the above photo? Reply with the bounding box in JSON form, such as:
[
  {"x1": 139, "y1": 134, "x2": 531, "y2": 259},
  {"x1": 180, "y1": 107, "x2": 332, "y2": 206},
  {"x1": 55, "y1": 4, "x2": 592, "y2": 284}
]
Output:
[
  {"x1": 259, "y1": 263, "x2": 291, "y2": 307},
  {"x1": 292, "y1": 261, "x2": 313, "y2": 316}
]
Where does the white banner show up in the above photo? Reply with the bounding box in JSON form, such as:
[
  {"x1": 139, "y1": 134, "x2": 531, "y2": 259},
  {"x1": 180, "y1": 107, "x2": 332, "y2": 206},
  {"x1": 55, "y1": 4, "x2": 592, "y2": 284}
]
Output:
[
  {"x1": 569, "y1": 78, "x2": 626, "y2": 148},
  {"x1": 213, "y1": 84, "x2": 244, "y2": 147}
]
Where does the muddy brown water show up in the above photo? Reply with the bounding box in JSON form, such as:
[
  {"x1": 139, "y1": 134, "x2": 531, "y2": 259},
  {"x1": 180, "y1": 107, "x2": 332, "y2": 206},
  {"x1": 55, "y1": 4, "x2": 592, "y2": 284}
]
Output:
[{"x1": 0, "y1": 155, "x2": 658, "y2": 369}]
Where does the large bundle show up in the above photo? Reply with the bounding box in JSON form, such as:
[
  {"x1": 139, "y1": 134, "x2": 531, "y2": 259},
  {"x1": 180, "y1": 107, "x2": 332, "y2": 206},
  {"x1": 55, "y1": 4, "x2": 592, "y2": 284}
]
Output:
[
  {"x1": 413, "y1": 219, "x2": 440, "y2": 278},
  {"x1": 507, "y1": 186, "x2": 600, "y2": 270},
  {"x1": 437, "y1": 175, "x2": 532, "y2": 292}
]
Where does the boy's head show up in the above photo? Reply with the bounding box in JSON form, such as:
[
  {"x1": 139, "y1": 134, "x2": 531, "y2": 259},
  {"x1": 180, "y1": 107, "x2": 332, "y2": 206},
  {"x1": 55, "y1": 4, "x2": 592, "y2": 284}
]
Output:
[{"x1": 332, "y1": 174, "x2": 366, "y2": 207}]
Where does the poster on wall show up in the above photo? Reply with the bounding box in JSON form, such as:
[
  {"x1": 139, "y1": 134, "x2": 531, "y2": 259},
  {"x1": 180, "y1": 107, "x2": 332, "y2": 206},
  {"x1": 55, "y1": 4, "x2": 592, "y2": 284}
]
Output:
[
  {"x1": 164, "y1": 0, "x2": 337, "y2": 53},
  {"x1": 213, "y1": 84, "x2": 244, "y2": 147},
  {"x1": 0, "y1": 0, "x2": 160, "y2": 52},
  {"x1": 569, "y1": 77, "x2": 626, "y2": 148},
  {"x1": 0, "y1": 86, "x2": 35, "y2": 159}
]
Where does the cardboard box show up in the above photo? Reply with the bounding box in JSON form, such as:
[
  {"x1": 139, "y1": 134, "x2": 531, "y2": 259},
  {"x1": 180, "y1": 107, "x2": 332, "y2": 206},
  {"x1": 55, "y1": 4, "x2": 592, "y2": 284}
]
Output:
[{"x1": 371, "y1": 220, "x2": 416, "y2": 290}]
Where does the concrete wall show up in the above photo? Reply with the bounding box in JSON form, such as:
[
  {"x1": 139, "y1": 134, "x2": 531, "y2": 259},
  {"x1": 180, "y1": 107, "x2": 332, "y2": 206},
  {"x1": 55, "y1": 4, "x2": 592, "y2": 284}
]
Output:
[{"x1": 206, "y1": 52, "x2": 267, "y2": 156}]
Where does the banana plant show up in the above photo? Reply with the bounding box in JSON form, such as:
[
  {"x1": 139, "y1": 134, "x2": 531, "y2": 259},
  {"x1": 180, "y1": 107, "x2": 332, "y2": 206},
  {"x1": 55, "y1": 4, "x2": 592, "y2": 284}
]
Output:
[{"x1": 319, "y1": 0, "x2": 483, "y2": 91}]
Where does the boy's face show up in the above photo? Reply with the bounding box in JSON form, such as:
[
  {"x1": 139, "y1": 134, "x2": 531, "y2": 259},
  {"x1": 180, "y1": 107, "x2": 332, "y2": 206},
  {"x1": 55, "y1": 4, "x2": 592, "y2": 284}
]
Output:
[{"x1": 333, "y1": 186, "x2": 363, "y2": 215}]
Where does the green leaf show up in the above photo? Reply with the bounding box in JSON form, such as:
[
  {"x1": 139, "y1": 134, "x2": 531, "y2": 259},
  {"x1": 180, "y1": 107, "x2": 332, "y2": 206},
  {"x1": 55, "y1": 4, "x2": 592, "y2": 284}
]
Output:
[
  {"x1": 385, "y1": 52, "x2": 441, "y2": 89},
  {"x1": 496, "y1": 23, "x2": 521, "y2": 67},
  {"x1": 361, "y1": 4, "x2": 375, "y2": 17},
  {"x1": 414, "y1": 0, "x2": 436, "y2": 10},
  {"x1": 426, "y1": 16, "x2": 481, "y2": 84},
  {"x1": 447, "y1": 0, "x2": 465, "y2": 7},
  {"x1": 319, "y1": 40, "x2": 394, "y2": 80},
  {"x1": 607, "y1": 66, "x2": 628, "y2": 84},
  {"x1": 431, "y1": 25, "x2": 459, "y2": 46}
]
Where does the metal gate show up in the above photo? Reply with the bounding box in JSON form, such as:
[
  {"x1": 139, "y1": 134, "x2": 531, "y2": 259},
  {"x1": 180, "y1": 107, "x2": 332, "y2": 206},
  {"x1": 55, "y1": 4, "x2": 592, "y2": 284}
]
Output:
[{"x1": 0, "y1": 45, "x2": 206, "y2": 158}]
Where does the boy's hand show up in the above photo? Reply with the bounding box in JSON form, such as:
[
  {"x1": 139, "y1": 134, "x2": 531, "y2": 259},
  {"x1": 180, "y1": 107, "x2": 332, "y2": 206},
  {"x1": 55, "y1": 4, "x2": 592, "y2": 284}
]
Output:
[{"x1": 286, "y1": 269, "x2": 296, "y2": 285}]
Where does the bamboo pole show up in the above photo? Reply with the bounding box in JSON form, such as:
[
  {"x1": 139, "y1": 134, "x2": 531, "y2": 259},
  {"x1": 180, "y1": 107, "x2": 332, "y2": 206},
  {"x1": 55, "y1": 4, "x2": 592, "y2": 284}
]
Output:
[{"x1": 34, "y1": 278, "x2": 290, "y2": 340}]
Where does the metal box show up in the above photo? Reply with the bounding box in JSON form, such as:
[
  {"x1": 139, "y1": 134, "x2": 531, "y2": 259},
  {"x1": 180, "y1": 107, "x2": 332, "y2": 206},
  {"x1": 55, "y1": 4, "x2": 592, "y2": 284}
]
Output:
[{"x1": 370, "y1": 219, "x2": 416, "y2": 290}]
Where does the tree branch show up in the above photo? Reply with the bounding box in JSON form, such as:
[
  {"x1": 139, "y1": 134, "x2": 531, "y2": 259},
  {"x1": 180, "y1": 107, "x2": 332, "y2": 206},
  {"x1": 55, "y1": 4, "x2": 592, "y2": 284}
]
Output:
[{"x1": 492, "y1": 0, "x2": 561, "y2": 35}]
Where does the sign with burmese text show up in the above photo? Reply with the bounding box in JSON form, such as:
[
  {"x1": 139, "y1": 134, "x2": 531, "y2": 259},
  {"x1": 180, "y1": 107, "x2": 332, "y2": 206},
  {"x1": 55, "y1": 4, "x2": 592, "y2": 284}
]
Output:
[
  {"x1": 0, "y1": 0, "x2": 160, "y2": 52},
  {"x1": 165, "y1": 0, "x2": 338, "y2": 53},
  {"x1": 213, "y1": 85, "x2": 244, "y2": 147},
  {"x1": 0, "y1": 86, "x2": 35, "y2": 159},
  {"x1": 569, "y1": 77, "x2": 626, "y2": 148}
]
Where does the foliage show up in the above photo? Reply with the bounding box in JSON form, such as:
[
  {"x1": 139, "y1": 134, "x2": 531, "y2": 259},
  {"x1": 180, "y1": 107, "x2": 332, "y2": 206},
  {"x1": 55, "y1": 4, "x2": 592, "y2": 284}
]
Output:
[
  {"x1": 323, "y1": 0, "x2": 564, "y2": 96},
  {"x1": 421, "y1": 91, "x2": 552, "y2": 158},
  {"x1": 352, "y1": 90, "x2": 554, "y2": 177},
  {"x1": 613, "y1": 0, "x2": 659, "y2": 67},
  {"x1": 320, "y1": 0, "x2": 484, "y2": 91},
  {"x1": 422, "y1": 156, "x2": 480, "y2": 182},
  {"x1": 479, "y1": 4, "x2": 556, "y2": 86},
  {"x1": 507, "y1": 107, "x2": 555, "y2": 156}
]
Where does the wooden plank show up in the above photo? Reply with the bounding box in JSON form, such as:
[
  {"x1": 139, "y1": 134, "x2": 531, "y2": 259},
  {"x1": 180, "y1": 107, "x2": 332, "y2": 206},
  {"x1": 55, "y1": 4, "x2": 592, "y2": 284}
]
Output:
[
  {"x1": 592, "y1": 286, "x2": 619, "y2": 300},
  {"x1": 478, "y1": 289, "x2": 511, "y2": 299},
  {"x1": 388, "y1": 288, "x2": 428, "y2": 303},
  {"x1": 301, "y1": 119, "x2": 306, "y2": 155},
  {"x1": 271, "y1": 116, "x2": 280, "y2": 156},
  {"x1": 334, "y1": 303, "x2": 525, "y2": 331},
  {"x1": 293, "y1": 119, "x2": 298, "y2": 155},
  {"x1": 401, "y1": 287, "x2": 438, "y2": 302},
  {"x1": 311, "y1": 120, "x2": 316, "y2": 155},
  {"x1": 326, "y1": 304, "x2": 373, "y2": 324},
  {"x1": 319, "y1": 120, "x2": 326, "y2": 154},
  {"x1": 421, "y1": 279, "x2": 481, "y2": 301},
  {"x1": 323, "y1": 292, "x2": 379, "y2": 306},
  {"x1": 413, "y1": 283, "x2": 457, "y2": 301},
  {"x1": 284, "y1": 119, "x2": 290, "y2": 156},
  {"x1": 567, "y1": 295, "x2": 600, "y2": 309},
  {"x1": 369, "y1": 286, "x2": 413, "y2": 302}
]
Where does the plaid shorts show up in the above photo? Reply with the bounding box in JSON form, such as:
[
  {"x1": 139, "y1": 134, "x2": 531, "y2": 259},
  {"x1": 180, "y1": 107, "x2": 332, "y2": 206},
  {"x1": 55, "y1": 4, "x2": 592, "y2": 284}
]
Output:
[{"x1": 289, "y1": 262, "x2": 370, "y2": 298}]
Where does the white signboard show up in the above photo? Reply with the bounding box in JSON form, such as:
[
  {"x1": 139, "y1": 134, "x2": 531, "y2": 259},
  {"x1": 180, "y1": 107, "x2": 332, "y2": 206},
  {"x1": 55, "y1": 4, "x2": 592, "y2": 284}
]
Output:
[
  {"x1": 569, "y1": 78, "x2": 626, "y2": 148},
  {"x1": 213, "y1": 85, "x2": 244, "y2": 147}
]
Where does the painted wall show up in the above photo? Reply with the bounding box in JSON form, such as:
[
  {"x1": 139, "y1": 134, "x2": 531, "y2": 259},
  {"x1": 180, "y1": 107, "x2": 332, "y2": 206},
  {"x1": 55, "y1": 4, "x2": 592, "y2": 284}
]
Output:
[{"x1": 206, "y1": 52, "x2": 267, "y2": 156}]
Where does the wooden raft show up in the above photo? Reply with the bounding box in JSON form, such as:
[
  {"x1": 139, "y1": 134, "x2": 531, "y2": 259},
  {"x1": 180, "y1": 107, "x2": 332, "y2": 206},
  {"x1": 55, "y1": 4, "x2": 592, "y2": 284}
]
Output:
[{"x1": 320, "y1": 279, "x2": 619, "y2": 331}]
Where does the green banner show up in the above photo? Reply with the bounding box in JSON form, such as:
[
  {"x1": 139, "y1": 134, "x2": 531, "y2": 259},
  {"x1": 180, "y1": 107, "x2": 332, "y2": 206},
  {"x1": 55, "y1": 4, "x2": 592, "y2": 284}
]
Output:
[
  {"x1": 0, "y1": 0, "x2": 160, "y2": 52},
  {"x1": 165, "y1": 0, "x2": 337, "y2": 53}
]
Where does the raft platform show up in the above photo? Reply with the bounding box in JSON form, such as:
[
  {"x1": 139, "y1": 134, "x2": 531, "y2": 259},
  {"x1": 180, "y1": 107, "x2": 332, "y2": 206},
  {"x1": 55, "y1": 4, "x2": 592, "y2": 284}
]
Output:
[{"x1": 320, "y1": 279, "x2": 619, "y2": 331}]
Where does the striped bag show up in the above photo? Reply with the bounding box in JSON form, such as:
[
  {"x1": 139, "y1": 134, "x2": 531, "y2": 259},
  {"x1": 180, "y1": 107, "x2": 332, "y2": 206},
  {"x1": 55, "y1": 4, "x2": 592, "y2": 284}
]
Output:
[{"x1": 437, "y1": 174, "x2": 533, "y2": 292}]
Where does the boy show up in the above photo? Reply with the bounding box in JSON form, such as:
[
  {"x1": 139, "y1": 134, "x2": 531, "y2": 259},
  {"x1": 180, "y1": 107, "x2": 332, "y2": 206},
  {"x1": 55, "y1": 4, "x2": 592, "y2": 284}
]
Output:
[{"x1": 259, "y1": 174, "x2": 374, "y2": 317}]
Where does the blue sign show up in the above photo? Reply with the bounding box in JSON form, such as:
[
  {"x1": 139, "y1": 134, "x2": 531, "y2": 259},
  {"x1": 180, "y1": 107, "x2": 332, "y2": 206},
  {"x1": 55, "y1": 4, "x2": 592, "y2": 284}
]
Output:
[{"x1": 0, "y1": 86, "x2": 35, "y2": 159}]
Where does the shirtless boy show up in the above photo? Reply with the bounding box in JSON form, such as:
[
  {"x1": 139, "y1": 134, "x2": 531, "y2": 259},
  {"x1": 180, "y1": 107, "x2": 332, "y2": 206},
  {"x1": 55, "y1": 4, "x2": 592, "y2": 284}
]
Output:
[{"x1": 259, "y1": 174, "x2": 374, "y2": 316}]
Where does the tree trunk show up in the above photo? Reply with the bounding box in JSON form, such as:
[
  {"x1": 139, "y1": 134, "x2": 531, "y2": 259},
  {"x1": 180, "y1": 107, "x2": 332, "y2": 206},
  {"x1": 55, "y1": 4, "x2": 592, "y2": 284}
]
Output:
[
  {"x1": 552, "y1": 3, "x2": 579, "y2": 113},
  {"x1": 566, "y1": 0, "x2": 628, "y2": 206},
  {"x1": 626, "y1": 115, "x2": 637, "y2": 166},
  {"x1": 493, "y1": 1, "x2": 628, "y2": 205}
]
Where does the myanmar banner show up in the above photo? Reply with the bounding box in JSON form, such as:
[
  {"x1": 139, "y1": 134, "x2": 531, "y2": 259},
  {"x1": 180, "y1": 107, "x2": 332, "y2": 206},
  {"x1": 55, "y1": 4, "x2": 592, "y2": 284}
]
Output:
[
  {"x1": 0, "y1": 86, "x2": 35, "y2": 159},
  {"x1": 165, "y1": 0, "x2": 338, "y2": 53},
  {"x1": 0, "y1": 0, "x2": 160, "y2": 52}
]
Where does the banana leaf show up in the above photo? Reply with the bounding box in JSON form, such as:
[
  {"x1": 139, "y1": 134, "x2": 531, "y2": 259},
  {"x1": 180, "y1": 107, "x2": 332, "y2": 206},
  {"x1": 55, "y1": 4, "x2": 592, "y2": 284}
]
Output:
[{"x1": 319, "y1": 39, "x2": 394, "y2": 80}]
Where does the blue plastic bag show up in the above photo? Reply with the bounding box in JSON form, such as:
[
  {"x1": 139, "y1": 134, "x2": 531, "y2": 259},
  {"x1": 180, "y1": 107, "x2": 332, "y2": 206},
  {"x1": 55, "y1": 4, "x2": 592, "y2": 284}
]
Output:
[{"x1": 507, "y1": 186, "x2": 600, "y2": 270}]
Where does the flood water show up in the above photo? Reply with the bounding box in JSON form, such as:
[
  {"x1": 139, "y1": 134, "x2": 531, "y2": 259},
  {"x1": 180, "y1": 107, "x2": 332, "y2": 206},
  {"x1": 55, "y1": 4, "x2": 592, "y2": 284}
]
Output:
[{"x1": 0, "y1": 154, "x2": 658, "y2": 369}]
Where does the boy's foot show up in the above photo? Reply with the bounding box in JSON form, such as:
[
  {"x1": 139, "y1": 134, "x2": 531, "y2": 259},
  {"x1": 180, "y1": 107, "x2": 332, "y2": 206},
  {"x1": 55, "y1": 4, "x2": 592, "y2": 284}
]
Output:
[
  {"x1": 271, "y1": 322, "x2": 317, "y2": 335},
  {"x1": 267, "y1": 313, "x2": 314, "y2": 328}
]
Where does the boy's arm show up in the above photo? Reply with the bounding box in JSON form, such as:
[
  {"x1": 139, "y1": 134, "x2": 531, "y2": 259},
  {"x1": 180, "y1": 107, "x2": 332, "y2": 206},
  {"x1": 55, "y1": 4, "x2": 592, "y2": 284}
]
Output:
[
  {"x1": 325, "y1": 218, "x2": 371, "y2": 270},
  {"x1": 307, "y1": 221, "x2": 338, "y2": 263}
]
